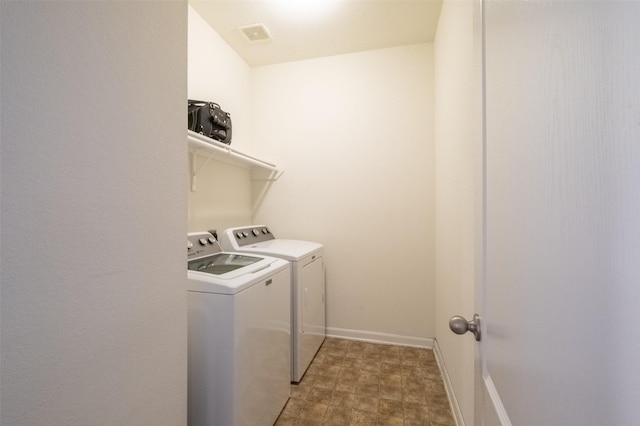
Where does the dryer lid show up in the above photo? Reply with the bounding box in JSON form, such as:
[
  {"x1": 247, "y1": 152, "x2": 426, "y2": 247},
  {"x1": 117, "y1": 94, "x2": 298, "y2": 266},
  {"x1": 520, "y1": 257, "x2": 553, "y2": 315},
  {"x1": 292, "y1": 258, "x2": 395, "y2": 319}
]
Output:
[{"x1": 230, "y1": 239, "x2": 323, "y2": 261}]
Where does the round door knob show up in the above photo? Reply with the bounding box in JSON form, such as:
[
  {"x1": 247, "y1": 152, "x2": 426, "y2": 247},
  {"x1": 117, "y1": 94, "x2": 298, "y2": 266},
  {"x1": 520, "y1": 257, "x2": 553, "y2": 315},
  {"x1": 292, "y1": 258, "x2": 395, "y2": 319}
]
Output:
[{"x1": 449, "y1": 314, "x2": 481, "y2": 341}]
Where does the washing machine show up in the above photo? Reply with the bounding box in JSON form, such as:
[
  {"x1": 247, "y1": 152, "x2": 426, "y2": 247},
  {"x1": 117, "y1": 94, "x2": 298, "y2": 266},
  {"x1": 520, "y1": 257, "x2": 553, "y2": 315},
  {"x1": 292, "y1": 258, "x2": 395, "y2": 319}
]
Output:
[
  {"x1": 219, "y1": 225, "x2": 325, "y2": 383},
  {"x1": 187, "y1": 232, "x2": 290, "y2": 426}
]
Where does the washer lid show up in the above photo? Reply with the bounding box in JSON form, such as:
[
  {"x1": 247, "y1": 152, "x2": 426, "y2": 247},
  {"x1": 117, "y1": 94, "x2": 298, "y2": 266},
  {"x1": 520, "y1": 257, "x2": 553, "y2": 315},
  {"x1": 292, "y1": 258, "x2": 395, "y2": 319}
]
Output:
[
  {"x1": 187, "y1": 255, "x2": 288, "y2": 294},
  {"x1": 188, "y1": 252, "x2": 263, "y2": 276}
]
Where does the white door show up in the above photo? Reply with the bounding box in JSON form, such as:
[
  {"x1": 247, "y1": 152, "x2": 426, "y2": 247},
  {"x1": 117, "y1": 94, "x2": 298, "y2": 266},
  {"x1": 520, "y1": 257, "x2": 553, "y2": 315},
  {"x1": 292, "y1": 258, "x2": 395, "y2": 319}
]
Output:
[{"x1": 475, "y1": 1, "x2": 640, "y2": 425}]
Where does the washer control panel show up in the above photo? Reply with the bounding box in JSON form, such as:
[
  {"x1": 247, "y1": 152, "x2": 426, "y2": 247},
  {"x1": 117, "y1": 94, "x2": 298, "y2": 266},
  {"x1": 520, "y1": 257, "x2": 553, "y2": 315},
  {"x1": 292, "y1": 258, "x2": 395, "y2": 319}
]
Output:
[
  {"x1": 229, "y1": 226, "x2": 275, "y2": 247},
  {"x1": 187, "y1": 232, "x2": 222, "y2": 259}
]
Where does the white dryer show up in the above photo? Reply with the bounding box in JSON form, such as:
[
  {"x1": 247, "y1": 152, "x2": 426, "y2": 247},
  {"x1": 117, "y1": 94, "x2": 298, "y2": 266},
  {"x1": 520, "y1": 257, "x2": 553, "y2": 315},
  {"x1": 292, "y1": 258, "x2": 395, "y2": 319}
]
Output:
[
  {"x1": 219, "y1": 225, "x2": 325, "y2": 383},
  {"x1": 187, "y1": 232, "x2": 290, "y2": 426}
]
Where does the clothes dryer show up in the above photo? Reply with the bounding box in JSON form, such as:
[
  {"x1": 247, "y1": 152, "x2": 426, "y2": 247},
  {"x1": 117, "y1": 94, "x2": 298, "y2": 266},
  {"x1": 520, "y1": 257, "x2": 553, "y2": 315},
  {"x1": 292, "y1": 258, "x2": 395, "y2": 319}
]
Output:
[
  {"x1": 187, "y1": 232, "x2": 290, "y2": 426},
  {"x1": 219, "y1": 225, "x2": 325, "y2": 383}
]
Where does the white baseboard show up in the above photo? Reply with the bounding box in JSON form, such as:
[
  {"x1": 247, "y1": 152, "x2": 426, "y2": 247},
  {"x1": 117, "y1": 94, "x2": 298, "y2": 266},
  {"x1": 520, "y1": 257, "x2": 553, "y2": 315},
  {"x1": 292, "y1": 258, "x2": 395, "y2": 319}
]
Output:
[
  {"x1": 433, "y1": 339, "x2": 465, "y2": 426},
  {"x1": 484, "y1": 373, "x2": 512, "y2": 426},
  {"x1": 326, "y1": 327, "x2": 434, "y2": 348}
]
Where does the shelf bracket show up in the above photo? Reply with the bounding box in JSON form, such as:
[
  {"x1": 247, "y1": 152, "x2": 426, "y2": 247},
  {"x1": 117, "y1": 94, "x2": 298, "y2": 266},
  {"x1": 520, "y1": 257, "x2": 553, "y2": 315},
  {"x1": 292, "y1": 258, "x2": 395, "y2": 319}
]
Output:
[
  {"x1": 251, "y1": 168, "x2": 285, "y2": 182},
  {"x1": 190, "y1": 150, "x2": 218, "y2": 192}
]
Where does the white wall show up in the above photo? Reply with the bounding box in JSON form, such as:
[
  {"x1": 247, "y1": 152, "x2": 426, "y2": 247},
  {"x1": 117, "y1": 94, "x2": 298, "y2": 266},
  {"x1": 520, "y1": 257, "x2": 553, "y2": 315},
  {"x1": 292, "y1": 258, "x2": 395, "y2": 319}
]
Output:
[
  {"x1": 434, "y1": 1, "x2": 478, "y2": 424},
  {"x1": 187, "y1": 5, "x2": 255, "y2": 232},
  {"x1": 250, "y1": 45, "x2": 436, "y2": 344},
  {"x1": 1, "y1": 2, "x2": 188, "y2": 425}
]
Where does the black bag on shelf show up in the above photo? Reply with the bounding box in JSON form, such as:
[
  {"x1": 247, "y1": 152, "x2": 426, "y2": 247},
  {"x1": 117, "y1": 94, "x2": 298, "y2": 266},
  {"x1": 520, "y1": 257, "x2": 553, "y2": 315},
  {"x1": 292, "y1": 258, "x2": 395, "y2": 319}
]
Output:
[{"x1": 188, "y1": 100, "x2": 232, "y2": 145}]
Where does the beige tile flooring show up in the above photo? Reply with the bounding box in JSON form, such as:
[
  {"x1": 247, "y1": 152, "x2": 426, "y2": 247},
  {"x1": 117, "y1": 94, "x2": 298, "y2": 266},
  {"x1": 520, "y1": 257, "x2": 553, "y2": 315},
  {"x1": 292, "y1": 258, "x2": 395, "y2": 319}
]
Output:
[{"x1": 275, "y1": 338, "x2": 455, "y2": 426}]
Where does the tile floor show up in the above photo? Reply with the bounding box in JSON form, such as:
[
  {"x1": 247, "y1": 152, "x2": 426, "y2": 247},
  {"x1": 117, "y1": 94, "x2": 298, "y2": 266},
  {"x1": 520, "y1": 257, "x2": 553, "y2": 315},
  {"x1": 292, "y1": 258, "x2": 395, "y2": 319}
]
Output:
[{"x1": 275, "y1": 338, "x2": 456, "y2": 426}]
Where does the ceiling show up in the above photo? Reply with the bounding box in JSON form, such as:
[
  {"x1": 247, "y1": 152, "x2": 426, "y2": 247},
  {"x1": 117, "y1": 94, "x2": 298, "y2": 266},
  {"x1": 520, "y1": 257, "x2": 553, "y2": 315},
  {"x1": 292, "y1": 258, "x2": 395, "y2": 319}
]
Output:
[{"x1": 189, "y1": 0, "x2": 443, "y2": 67}]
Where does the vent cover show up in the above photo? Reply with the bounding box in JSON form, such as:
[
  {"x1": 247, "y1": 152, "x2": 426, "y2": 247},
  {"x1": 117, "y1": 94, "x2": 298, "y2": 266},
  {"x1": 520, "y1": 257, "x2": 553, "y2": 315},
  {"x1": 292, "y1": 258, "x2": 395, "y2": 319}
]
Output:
[{"x1": 238, "y1": 23, "x2": 272, "y2": 43}]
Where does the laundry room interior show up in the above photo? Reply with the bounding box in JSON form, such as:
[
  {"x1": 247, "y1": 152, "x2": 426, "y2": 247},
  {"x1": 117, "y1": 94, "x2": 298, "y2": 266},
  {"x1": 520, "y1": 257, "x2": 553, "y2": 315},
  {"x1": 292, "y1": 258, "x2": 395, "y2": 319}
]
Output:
[
  {"x1": 186, "y1": 0, "x2": 475, "y2": 423},
  {"x1": 1, "y1": 1, "x2": 478, "y2": 425},
  {"x1": 5, "y1": 0, "x2": 640, "y2": 424}
]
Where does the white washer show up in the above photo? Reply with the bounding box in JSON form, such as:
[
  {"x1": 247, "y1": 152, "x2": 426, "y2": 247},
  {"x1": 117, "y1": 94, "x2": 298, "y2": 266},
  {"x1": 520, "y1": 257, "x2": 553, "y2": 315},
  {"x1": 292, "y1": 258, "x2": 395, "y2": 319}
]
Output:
[
  {"x1": 187, "y1": 232, "x2": 290, "y2": 426},
  {"x1": 220, "y1": 225, "x2": 325, "y2": 383}
]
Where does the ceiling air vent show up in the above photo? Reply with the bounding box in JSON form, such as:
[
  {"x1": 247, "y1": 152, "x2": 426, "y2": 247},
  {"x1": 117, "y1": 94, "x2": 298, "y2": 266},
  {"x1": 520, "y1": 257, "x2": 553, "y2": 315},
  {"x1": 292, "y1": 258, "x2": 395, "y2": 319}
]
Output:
[{"x1": 238, "y1": 23, "x2": 272, "y2": 43}]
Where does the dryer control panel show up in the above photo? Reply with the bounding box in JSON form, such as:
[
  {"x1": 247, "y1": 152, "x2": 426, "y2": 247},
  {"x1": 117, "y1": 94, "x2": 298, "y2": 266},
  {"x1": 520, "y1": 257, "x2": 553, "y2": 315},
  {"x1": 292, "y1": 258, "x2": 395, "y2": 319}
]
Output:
[{"x1": 227, "y1": 225, "x2": 275, "y2": 247}]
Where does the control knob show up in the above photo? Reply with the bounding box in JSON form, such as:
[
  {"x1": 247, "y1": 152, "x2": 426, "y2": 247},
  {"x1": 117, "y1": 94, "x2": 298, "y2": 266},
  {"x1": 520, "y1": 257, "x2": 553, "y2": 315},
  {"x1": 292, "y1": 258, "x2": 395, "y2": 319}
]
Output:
[{"x1": 252, "y1": 229, "x2": 260, "y2": 236}]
